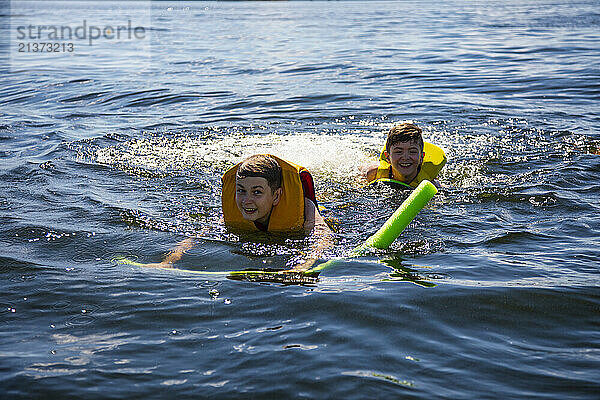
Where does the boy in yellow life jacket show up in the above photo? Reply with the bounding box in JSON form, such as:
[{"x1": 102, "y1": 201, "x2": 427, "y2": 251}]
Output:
[
  {"x1": 143, "y1": 154, "x2": 332, "y2": 271},
  {"x1": 221, "y1": 154, "x2": 329, "y2": 235},
  {"x1": 363, "y1": 123, "x2": 446, "y2": 189}
]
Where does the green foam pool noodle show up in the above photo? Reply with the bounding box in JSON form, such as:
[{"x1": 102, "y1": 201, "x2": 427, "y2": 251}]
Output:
[
  {"x1": 113, "y1": 256, "x2": 313, "y2": 279},
  {"x1": 306, "y1": 180, "x2": 437, "y2": 275},
  {"x1": 116, "y1": 180, "x2": 437, "y2": 279},
  {"x1": 356, "y1": 179, "x2": 438, "y2": 252}
]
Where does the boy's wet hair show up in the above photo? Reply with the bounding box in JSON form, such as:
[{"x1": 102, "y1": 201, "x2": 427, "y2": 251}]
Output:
[
  {"x1": 386, "y1": 123, "x2": 424, "y2": 153},
  {"x1": 236, "y1": 155, "x2": 282, "y2": 193}
]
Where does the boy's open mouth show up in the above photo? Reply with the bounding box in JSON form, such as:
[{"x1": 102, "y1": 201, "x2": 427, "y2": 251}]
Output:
[
  {"x1": 242, "y1": 207, "x2": 257, "y2": 214},
  {"x1": 398, "y1": 162, "x2": 413, "y2": 168}
]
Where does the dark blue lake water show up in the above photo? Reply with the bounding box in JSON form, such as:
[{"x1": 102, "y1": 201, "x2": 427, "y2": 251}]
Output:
[{"x1": 1, "y1": 1, "x2": 599, "y2": 398}]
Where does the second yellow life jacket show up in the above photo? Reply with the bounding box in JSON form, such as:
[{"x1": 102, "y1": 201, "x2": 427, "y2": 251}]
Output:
[
  {"x1": 373, "y1": 142, "x2": 447, "y2": 188},
  {"x1": 221, "y1": 155, "x2": 316, "y2": 233}
]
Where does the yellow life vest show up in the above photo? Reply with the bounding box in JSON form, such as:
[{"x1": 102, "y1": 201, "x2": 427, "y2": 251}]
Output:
[
  {"x1": 373, "y1": 142, "x2": 447, "y2": 188},
  {"x1": 221, "y1": 155, "x2": 309, "y2": 233}
]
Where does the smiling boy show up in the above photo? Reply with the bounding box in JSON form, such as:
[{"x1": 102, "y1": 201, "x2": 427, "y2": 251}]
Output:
[
  {"x1": 222, "y1": 154, "x2": 327, "y2": 234},
  {"x1": 364, "y1": 123, "x2": 446, "y2": 188},
  {"x1": 143, "y1": 155, "x2": 331, "y2": 271},
  {"x1": 235, "y1": 175, "x2": 279, "y2": 229}
]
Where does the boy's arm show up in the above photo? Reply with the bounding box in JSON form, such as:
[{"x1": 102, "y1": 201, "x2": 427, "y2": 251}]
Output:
[
  {"x1": 359, "y1": 162, "x2": 379, "y2": 183},
  {"x1": 141, "y1": 237, "x2": 194, "y2": 269},
  {"x1": 290, "y1": 199, "x2": 334, "y2": 271},
  {"x1": 303, "y1": 198, "x2": 331, "y2": 235}
]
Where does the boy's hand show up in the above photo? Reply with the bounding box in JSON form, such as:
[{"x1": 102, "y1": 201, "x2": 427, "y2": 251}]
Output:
[
  {"x1": 289, "y1": 260, "x2": 316, "y2": 272},
  {"x1": 141, "y1": 261, "x2": 174, "y2": 269},
  {"x1": 162, "y1": 237, "x2": 195, "y2": 265},
  {"x1": 358, "y1": 162, "x2": 379, "y2": 182}
]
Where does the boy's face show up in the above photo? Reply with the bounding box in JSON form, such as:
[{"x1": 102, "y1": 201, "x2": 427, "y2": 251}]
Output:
[
  {"x1": 385, "y1": 140, "x2": 424, "y2": 183},
  {"x1": 235, "y1": 177, "x2": 282, "y2": 226}
]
